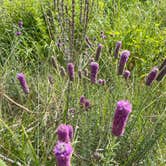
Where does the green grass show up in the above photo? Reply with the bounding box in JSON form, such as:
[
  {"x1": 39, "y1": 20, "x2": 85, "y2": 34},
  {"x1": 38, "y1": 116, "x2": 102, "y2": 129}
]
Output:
[{"x1": 0, "y1": 0, "x2": 166, "y2": 165}]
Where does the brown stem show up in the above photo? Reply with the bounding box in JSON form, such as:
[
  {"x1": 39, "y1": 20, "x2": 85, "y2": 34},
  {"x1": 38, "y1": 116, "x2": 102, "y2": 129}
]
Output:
[{"x1": 3, "y1": 94, "x2": 34, "y2": 114}]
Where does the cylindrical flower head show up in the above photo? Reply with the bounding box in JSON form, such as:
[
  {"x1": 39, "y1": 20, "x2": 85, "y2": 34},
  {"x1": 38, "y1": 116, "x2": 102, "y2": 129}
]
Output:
[
  {"x1": 114, "y1": 41, "x2": 122, "y2": 58},
  {"x1": 57, "y1": 124, "x2": 70, "y2": 143},
  {"x1": 156, "y1": 65, "x2": 166, "y2": 81},
  {"x1": 17, "y1": 73, "x2": 29, "y2": 94},
  {"x1": 112, "y1": 100, "x2": 132, "y2": 137},
  {"x1": 53, "y1": 142, "x2": 73, "y2": 166},
  {"x1": 67, "y1": 125, "x2": 74, "y2": 141},
  {"x1": 16, "y1": 31, "x2": 21, "y2": 36},
  {"x1": 18, "y1": 21, "x2": 23, "y2": 28},
  {"x1": 67, "y1": 63, "x2": 74, "y2": 81},
  {"x1": 118, "y1": 50, "x2": 130, "y2": 75},
  {"x1": 80, "y1": 96, "x2": 86, "y2": 105},
  {"x1": 84, "y1": 99, "x2": 90, "y2": 109},
  {"x1": 123, "y1": 70, "x2": 130, "y2": 80},
  {"x1": 95, "y1": 44, "x2": 103, "y2": 61},
  {"x1": 90, "y1": 62, "x2": 99, "y2": 83},
  {"x1": 145, "y1": 67, "x2": 158, "y2": 86}
]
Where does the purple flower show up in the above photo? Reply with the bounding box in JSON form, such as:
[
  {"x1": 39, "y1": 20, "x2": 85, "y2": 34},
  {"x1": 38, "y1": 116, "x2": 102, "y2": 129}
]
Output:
[
  {"x1": 53, "y1": 142, "x2": 73, "y2": 166},
  {"x1": 80, "y1": 96, "x2": 86, "y2": 105},
  {"x1": 95, "y1": 44, "x2": 103, "y2": 61},
  {"x1": 118, "y1": 50, "x2": 130, "y2": 75},
  {"x1": 114, "y1": 41, "x2": 122, "y2": 58},
  {"x1": 90, "y1": 62, "x2": 99, "y2": 83},
  {"x1": 18, "y1": 21, "x2": 23, "y2": 28},
  {"x1": 112, "y1": 100, "x2": 132, "y2": 137},
  {"x1": 98, "y1": 79, "x2": 105, "y2": 85},
  {"x1": 156, "y1": 65, "x2": 166, "y2": 81},
  {"x1": 123, "y1": 70, "x2": 130, "y2": 80},
  {"x1": 67, "y1": 63, "x2": 74, "y2": 81},
  {"x1": 145, "y1": 67, "x2": 158, "y2": 86},
  {"x1": 57, "y1": 124, "x2": 70, "y2": 143},
  {"x1": 57, "y1": 124, "x2": 74, "y2": 143},
  {"x1": 17, "y1": 73, "x2": 29, "y2": 94},
  {"x1": 16, "y1": 31, "x2": 21, "y2": 36},
  {"x1": 84, "y1": 99, "x2": 90, "y2": 109}
]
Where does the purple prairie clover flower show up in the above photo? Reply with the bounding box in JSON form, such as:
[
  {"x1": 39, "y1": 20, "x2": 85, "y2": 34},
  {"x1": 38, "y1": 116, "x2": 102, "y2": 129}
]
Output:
[
  {"x1": 145, "y1": 67, "x2": 158, "y2": 86},
  {"x1": 112, "y1": 100, "x2": 132, "y2": 137},
  {"x1": 17, "y1": 73, "x2": 29, "y2": 94},
  {"x1": 118, "y1": 50, "x2": 130, "y2": 75},
  {"x1": 57, "y1": 124, "x2": 70, "y2": 143},
  {"x1": 95, "y1": 44, "x2": 103, "y2": 61},
  {"x1": 67, "y1": 63, "x2": 74, "y2": 81},
  {"x1": 16, "y1": 31, "x2": 21, "y2": 36},
  {"x1": 53, "y1": 142, "x2": 73, "y2": 166},
  {"x1": 80, "y1": 96, "x2": 86, "y2": 105},
  {"x1": 98, "y1": 79, "x2": 105, "y2": 85},
  {"x1": 123, "y1": 70, "x2": 130, "y2": 80},
  {"x1": 114, "y1": 41, "x2": 122, "y2": 58},
  {"x1": 18, "y1": 21, "x2": 23, "y2": 28},
  {"x1": 84, "y1": 99, "x2": 90, "y2": 109},
  {"x1": 156, "y1": 65, "x2": 166, "y2": 81},
  {"x1": 90, "y1": 62, "x2": 99, "y2": 83}
]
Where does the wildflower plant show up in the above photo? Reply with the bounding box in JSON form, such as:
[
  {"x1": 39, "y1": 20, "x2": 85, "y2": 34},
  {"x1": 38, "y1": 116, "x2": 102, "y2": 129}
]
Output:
[{"x1": 17, "y1": 73, "x2": 29, "y2": 94}]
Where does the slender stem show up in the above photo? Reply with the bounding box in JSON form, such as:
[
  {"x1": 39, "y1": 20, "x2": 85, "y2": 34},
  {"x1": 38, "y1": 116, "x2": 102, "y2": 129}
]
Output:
[
  {"x1": 64, "y1": 80, "x2": 71, "y2": 123},
  {"x1": 3, "y1": 94, "x2": 33, "y2": 114}
]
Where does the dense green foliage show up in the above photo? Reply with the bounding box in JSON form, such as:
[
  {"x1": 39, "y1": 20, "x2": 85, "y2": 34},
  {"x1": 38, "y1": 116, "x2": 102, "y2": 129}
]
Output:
[{"x1": 0, "y1": 0, "x2": 165, "y2": 165}]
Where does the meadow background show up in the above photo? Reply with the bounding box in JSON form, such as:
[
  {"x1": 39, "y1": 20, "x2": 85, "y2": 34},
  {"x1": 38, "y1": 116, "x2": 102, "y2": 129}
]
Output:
[{"x1": 0, "y1": 0, "x2": 166, "y2": 165}]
